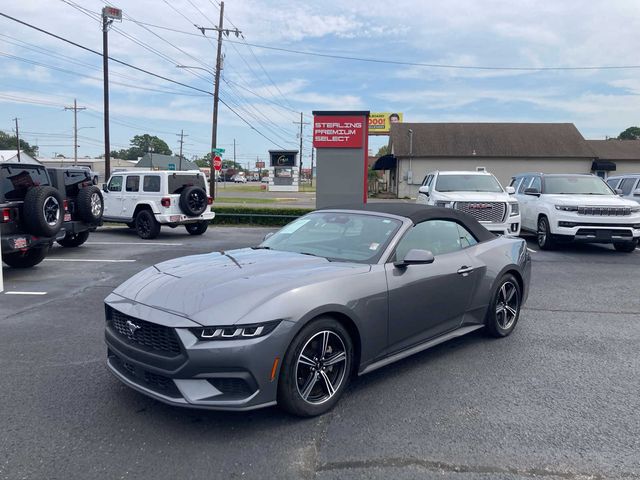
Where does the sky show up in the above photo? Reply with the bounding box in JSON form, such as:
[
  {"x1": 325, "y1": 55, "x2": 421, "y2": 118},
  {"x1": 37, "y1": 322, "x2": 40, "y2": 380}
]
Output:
[{"x1": 1, "y1": 0, "x2": 639, "y2": 169}]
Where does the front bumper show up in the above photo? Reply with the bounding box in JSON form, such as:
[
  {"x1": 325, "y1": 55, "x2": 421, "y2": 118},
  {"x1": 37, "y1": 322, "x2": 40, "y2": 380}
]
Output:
[
  {"x1": 482, "y1": 217, "x2": 521, "y2": 236},
  {"x1": 550, "y1": 213, "x2": 640, "y2": 244},
  {"x1": 104, "y1": 297, "x2": 293, "y2": 411},
  {"x1": 155, "y1": 211, "x2": 215, "y2": 225}
]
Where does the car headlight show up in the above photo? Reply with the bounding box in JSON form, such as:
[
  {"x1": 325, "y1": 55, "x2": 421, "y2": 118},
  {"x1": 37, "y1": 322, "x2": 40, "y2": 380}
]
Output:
[
  {"x1": 555, "y1": 205, "x2": 578, "y2": 212},
  {"x1": 630, "y1": 205, "x2": 640, "y2": 213},
  {"x1": 191, "y1": 320, "x2": 281, "y2": 340},
  {"x1": 435, "y1": 201, "x2": 454, "y2": 208},
  {"x1": 509, "y1": 202, "x2": 519, "y2": 216}
]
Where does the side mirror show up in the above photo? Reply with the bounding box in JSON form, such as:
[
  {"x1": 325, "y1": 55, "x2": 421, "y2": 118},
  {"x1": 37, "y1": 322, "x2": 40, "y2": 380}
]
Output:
[
  {"x1": 394, "y1": 249, "x2": 435, "y2": 268},
  {"x1": 263, "y1": 232, "x2": 275, "y2": 241},
  {"x1": 418, "y1": 186, "x2": 430, "y2": 196},
  {"x1": 505, "y1": 186, "x2": 516, "y2": 194},
  {"x1": 633, "y1": 188, "x2": 640, "y2": 197},
  {"x1": 614, "y1": 188, "x2": 623, "y2": 196},
  {"x1": 102, "y1": 183, "x2": 108, "y2": 193},
  {"x1": 524, "y1": 187, "x2": 540, "y2": 196}
]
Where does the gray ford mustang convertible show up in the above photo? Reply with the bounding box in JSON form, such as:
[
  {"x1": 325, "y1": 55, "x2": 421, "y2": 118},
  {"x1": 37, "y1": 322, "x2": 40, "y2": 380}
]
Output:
[{"x1": 105, "y1": 203, "x2": 531, "y2": 416}]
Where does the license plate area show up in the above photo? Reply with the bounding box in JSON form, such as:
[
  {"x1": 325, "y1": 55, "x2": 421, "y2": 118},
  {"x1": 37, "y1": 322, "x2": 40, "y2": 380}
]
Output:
[{"x1": 13, "y1": 237, "x2": 28, "y2": 249}]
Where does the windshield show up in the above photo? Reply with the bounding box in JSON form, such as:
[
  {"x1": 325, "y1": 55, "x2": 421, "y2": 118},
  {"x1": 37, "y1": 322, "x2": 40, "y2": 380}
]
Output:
[
  {"x1": 260, "y1": 212, "x2": 402, "y2": 264},
  {"x1": 544, "y1": 176, "x2": 613, "y2": 195},
  {"x1": 435, "y1": 174, "x2": 504, "y2": 193}
]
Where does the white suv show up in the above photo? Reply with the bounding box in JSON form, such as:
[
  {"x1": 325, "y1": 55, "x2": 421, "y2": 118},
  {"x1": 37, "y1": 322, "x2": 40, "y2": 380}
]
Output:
[
  {"x1": 102, "y1": 170, "x2": 215, "y2": 239},
  {"x1": 416, "y1": 170, "x2": 521, "y2": 235},
  {"x1": 511, "y1": 173, "x2": 640, "y2": 252}
]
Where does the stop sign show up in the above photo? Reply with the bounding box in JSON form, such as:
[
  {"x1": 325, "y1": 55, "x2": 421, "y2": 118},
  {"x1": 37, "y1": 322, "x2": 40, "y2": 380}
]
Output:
[{"x1": 213, "y1": 156, "x2": 222, "y2": 171}]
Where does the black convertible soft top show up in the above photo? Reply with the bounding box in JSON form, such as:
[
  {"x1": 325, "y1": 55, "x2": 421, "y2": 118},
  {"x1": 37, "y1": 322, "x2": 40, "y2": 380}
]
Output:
[{"x1": 319, "y1": 202, "x2": 496, "y2": 242}]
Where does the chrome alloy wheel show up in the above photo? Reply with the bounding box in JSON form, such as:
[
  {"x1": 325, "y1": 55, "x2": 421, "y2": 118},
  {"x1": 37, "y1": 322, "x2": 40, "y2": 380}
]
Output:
[
  {"x1": 90, "y1": 192, "x2": 102, "y2": 217},
  {"x1": 296, "y1": 330, "x2": 347, "y2": 405},
  {"x1": 495, "y1": 281, "x2": 520, "y2": 330},
  {"x1": 43, "y1": 196, "x2": 61, "y2": 226}
]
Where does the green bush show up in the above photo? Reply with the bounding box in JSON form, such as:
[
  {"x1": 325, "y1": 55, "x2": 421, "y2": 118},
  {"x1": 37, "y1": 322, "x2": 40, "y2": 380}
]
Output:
[{"x1": 211, "y1": 206, "x2": 313, "y2": 226}]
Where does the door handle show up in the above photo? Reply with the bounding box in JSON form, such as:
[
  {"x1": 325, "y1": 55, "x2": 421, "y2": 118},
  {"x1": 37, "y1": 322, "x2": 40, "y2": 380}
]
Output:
[{"x1": 457, "y1": 266, "x2": 474, "y2": 275}]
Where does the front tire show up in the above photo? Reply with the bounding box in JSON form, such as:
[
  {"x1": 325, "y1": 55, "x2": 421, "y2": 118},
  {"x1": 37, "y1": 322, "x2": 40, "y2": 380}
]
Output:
[
  {"x1": 185, "y1": 221, "x2": 208, "y2": 235},
  {"x1": 278, "y1": 318, "x2": 353, "y2": 417},
  {"x1": 485, "y1": 274, "x2": 522, "y2": 338},
  {"x1": 135, "y1": 210, "x2": 160, "y2": 239},
  {"x1": 57, "y1": 231, "x2": 90, "y2": 248},
  {"x1": 2, "y1": 246, "x2": 49, "y2": 268},
  {"x1": 537, "y1": 216, "x2": 555, "y2": 250},
  {"x1": 613, "y1": 239, "x2": 638, "y2": 252}
]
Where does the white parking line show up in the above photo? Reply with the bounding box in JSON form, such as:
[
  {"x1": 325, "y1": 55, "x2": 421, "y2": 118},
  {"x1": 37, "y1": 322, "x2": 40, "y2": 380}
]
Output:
[
  {"x1": 527, "y1": 247, "x2": 537, "y2": 253},
  {"x1": 4, "y1": 291, "x2": 48, "y2": 295},
  {"x1": 86, "y1": 242, "x2": 183, "y2": 246},
  {"x1": 44, "y1": 259, "x2": 136, "y2": 263}
]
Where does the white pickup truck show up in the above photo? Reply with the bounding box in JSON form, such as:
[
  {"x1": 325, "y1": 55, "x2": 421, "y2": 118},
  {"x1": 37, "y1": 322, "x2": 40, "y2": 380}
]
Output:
[{"x1": 102, "y1": 170, "x2": 214, "y2": 239}]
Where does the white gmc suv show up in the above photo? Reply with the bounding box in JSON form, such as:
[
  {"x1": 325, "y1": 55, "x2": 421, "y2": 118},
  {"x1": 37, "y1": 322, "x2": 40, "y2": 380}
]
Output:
[
  {"x1": 416, "y1": 170, "x2": 521, "y2": 235},
  {"x1": 102, "y1": 170, "x2": 215, "y2": 239},
  {"x1": 510, "y1": 173, "x2": 640, "y2": 252}
]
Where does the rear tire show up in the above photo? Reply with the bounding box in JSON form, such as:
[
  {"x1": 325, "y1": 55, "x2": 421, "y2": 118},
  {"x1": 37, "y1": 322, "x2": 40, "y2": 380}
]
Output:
[
  {"x1": 179, "y1": 186, "x2": 208, "y2": 216},
  {"x1": 185, "y1": 221, "x2": 208, "y2": 236},
  {"x1": 278, "y1": 317, "x2": 353, "y2": 417},
  {"x1": 613, "y1": 239, "x2": 638, "y2": 252},
  {"x1": 485, "y1": 274, "x2": 522, "y2": 338},
  {"x1": 135, "y1": 210, "x2": 160, "y2": 239},
  {"x1": 2, "y1": 246, "x2": 49, "y2": 268},
  {"x1": 76, "y1": 186, "x2": 103, "y2": 223},
  {"x1": 57, "y1": 231, "x2": 90, "y2": 248},
  {"x1": 23, "y1": 186, "x2": 64, "y2": 237},
  {"x1": 537, "y1": 216, "x2": 555, "y2": 250}
]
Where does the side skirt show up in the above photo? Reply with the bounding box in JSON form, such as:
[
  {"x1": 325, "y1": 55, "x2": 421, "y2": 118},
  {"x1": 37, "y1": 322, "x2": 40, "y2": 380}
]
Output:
[{"x1": 358, "y1": 324, "x2": 484, "y2": 376}]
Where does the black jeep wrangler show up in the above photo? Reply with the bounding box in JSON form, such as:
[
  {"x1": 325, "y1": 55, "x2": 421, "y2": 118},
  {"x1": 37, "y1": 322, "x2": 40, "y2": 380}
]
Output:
[
  {"x1": 1, "y1": 163, "x2": 104, "y2": 268},
  {"x1": 47, "y1": 167, "x2": 104, "y2": 248}
]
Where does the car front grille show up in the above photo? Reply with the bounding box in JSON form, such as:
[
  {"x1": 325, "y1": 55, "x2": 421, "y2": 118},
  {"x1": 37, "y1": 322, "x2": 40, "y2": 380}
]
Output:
[
  {"x1": 455, "y1": 202, "x2": 506, "y2": 223},
  {"x1": 108, "y1": 307, "x2": 182, "y2": 357},
  {"x1": 577, "y1": 206, "x2": 631, "y2": 216},
  {"x1": 109, "y1": 350, "x2": 181, "y2": 398}
]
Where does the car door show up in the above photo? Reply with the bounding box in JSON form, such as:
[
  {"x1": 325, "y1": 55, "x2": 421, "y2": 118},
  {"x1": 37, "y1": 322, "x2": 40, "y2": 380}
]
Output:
[
  {"x1": 384, "y1": 219, "x2": 481, "y2": 354},
  {"x1": 103, "y1": 175, "x2": 124, "y2": 219},
  {"x1": 122, "y1": 175, "x2": 140, "y2": 220}
]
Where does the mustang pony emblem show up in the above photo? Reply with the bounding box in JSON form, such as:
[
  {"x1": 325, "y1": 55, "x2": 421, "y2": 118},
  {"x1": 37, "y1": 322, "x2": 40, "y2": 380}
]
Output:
[{"x1": 126, "y1": 320, "x2": 141, "y2": 335}]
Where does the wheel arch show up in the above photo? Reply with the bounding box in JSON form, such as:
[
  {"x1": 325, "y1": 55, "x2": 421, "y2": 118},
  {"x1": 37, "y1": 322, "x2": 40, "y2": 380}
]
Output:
[{"x1": 132, "y1": 202, "x2": 159, "y2": 218}]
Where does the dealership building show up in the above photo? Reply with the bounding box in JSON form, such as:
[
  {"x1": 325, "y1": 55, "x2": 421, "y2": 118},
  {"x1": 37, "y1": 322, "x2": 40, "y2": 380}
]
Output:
[{"x1": 376, "y1": 123, "x2": 640, "y2": 198}]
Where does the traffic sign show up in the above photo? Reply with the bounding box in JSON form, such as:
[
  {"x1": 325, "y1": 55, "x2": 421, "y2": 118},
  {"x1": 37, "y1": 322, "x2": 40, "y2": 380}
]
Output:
[
  {"x1": 102, "y1": 6, "x2": 122, "y2": 20},
  {"x1": 167, "y1": 163, "x2": 176, "y2": 171},
  {"x1": 212, "y1": 148, "x2": 225, "y2": 154},
  {"x1": 213, "y1": 156, "x2": 222, "y2": 171}
]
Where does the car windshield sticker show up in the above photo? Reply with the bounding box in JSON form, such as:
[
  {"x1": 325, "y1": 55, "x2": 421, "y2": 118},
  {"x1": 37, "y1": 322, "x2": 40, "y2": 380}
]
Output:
[
  {"x1": 279, "y1": 218, "x2": 310, "y2": 234},
  {"x1": 369, "y1": 242, "x2": 380, "y2": 251}
]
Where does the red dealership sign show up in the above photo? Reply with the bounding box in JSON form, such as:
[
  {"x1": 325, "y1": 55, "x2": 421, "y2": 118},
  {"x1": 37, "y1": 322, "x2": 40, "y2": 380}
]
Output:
[{"x1": 313, "y1": 116, "x2": 365, "y2": 148}]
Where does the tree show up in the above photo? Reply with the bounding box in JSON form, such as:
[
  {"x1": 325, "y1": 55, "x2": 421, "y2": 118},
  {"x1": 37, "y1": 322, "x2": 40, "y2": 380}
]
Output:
[
  {"x1": 375, "y1": 145, "x2": 390, "y2": 157},
  {"x1": 110, "y1": 134, "x2": 172, "y2": 160},
  {"x1": 617, "y1": 127, "x2": 640, "y2": 140},
  {"x1": 0, "y1": 130, "x2": 38, "y2": 157}
]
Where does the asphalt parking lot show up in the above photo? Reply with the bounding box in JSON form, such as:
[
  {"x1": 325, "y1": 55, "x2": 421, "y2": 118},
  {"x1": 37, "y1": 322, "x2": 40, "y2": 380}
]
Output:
[{"x1": 1, "y1": 227, "x2": 639, "y2": 480}]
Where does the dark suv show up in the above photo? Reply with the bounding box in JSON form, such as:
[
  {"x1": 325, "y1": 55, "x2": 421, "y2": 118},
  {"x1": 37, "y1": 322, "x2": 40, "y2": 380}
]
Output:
[
  {"x1": 1, "y1": 163, "x2": 65, "y2": 267},
  {"x1": 1, "y1": 163, "x2": 104, "y2": 268},
  {"x1": 47, "y1": 167, "x2": 104, "y2": 247}
]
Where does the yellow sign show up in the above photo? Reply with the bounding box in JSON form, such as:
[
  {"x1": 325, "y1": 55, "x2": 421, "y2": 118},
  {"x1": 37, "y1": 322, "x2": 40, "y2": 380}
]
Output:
[{"x1": 368, "y1": 112, "x2": 403, "y2": 135}]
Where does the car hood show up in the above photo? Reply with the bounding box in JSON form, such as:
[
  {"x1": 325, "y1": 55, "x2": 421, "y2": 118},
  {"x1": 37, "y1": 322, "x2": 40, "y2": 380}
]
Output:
[
  {"x1": 544, "y1": 194, "x2": 638, "y2": 207},
  {"x1": 435, "y1": 191, "x2": 511, "y2": 202},
  {"x1": 112, "y1": 248, "x2": 371, "y2": 326}
]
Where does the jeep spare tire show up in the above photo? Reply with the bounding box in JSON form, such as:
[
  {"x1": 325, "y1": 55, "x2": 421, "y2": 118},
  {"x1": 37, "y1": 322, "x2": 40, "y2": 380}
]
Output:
[
  {"x1": 179, "y1": 186, "x2": 207, "y2": 217},
  {"x1": 23, "y1": 186, "x2": 64, "y2": 237},
  {"x1": 77, "y1": 186, "x2": 104, "y2": 223}
]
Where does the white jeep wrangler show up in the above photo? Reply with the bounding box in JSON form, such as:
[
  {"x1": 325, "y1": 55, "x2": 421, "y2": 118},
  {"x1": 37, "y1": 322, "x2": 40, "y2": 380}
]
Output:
[{"x1": 102, "y1": 170, "x2": 214, "y2": 239}]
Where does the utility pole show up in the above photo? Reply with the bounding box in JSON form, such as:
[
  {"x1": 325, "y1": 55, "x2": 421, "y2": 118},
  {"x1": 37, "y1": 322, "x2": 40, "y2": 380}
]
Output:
[
  {"x1": 196, "y1": 1, "x2": 241, "y2": 200},
  {"x1": 176, "y1": 129, "x2": 188, "y2": 170},
  {"x1": 293, "y1": 112, "x2": 309, "y2": 184},
  {"x1": 65, "y1": 99, "x2": 86, "y2": 165},
  {"x1": 102, "y1": 6, "x2": 121, "y2": 180},
  {"x1": 13, "y1": 118, "x2": 21, "y2": 162}
]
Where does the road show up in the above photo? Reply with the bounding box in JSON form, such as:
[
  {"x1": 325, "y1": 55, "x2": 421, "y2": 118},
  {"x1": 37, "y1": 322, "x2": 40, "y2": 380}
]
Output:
[{"x1": 1, "y1": 227, "x2": 639, "y2": 479}]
